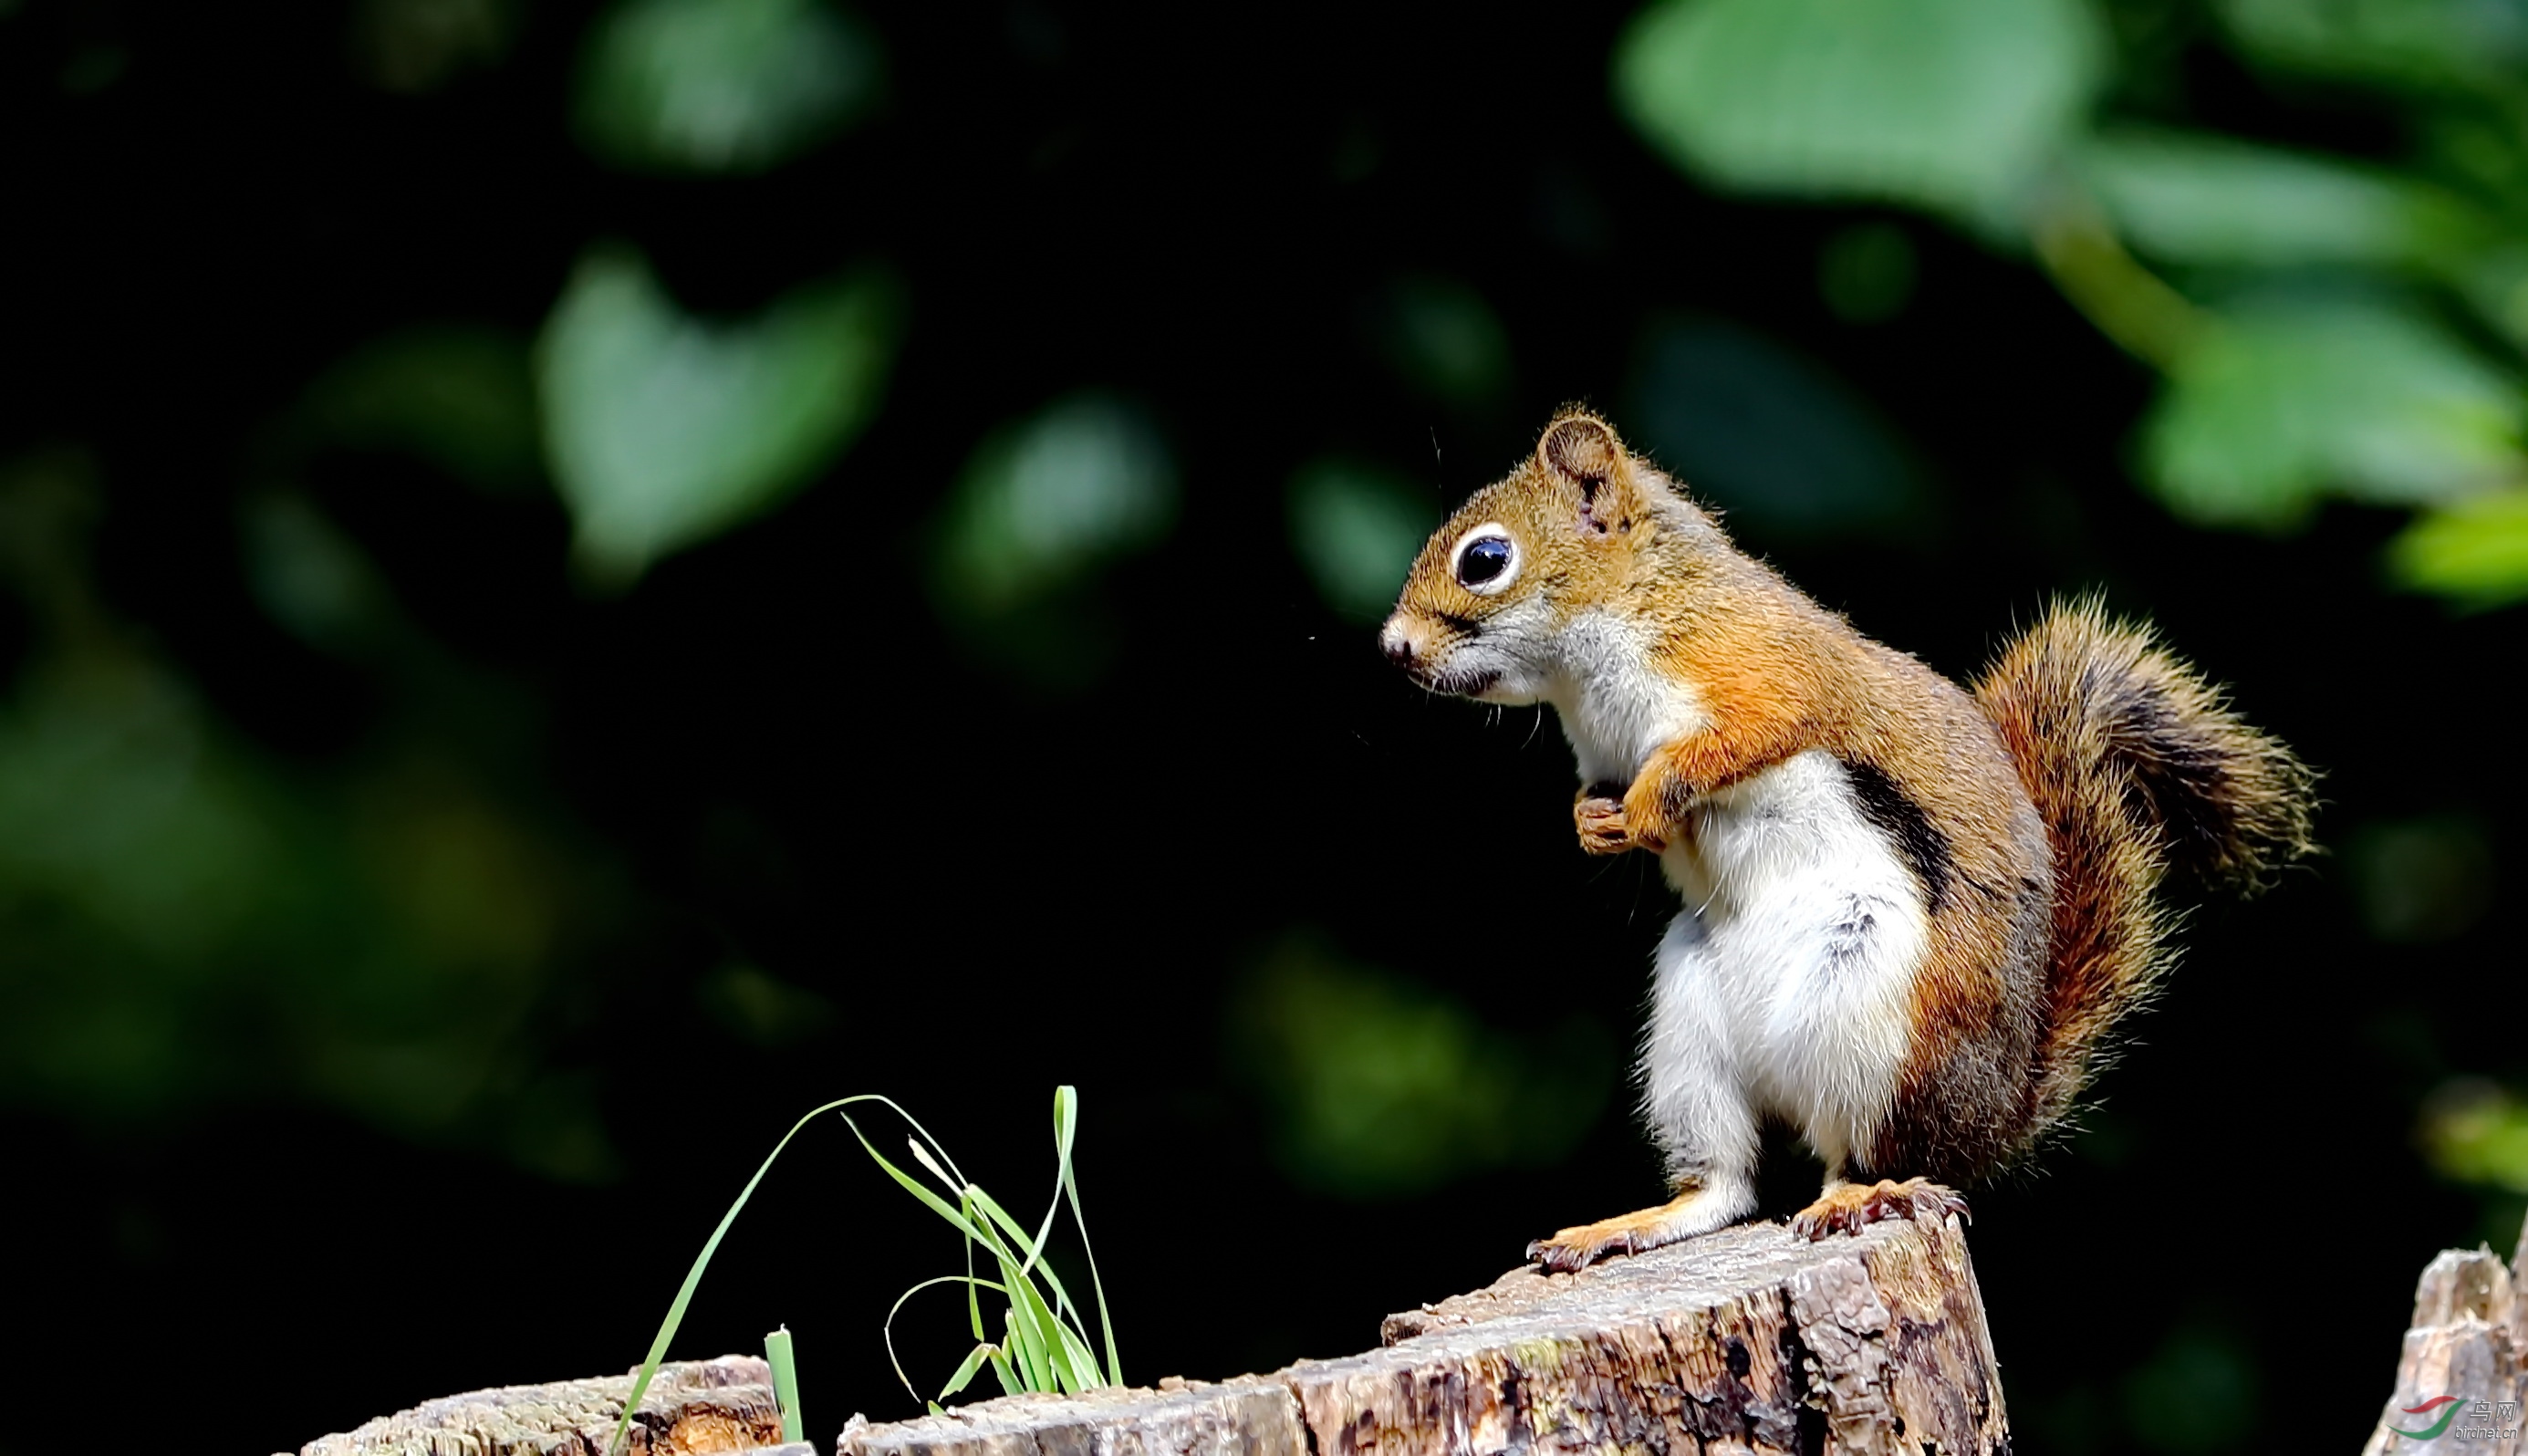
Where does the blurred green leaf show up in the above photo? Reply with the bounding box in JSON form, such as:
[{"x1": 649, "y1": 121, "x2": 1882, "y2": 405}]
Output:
[
  {"x1": 2140, "y1": 297, "x2": 2525, "y2": 527},
  {"x1": 242, "y1": 494, "x2": 396, "y2": 651},
  {"x1": 0, "y1": 669, "x2": 287, "y2": 1018},
  {"x1": 2218, "y1": 0, "x2": 2528, "y2": 95},
  {"x1": 2420, "y1": 1078, "x2": 2528, "y2": 1192},
  {"x1": 0, "y1": 659, "x2": 587, "y2": 1138},
  {"x1": 2344, "y1": 815, "x2": 2494, "y2": 941},
  {"x1": 1231, "y1": 937, "x2": 1611, "y2": 1199},
  {"x1": 539, "y1": 249, "x2": 900, "y2": 586},
  {"x1": 1374, "y1": 277, "x2": 1513, "y2": 408},
  {"x1": 354, "y1": 0, "x2": 517, "y2": 94},
  {"x1": 300, "y1": 328, "x2": 541, "y2": 491},
  {"x1": 2388, "y1": 488, "x2": 2528, "y2": 606},
  {"x1": 504, "y1": 1072, "x2": 620, "y2": 1183},
  {"x1": 2023, "y1": 1385, "x2": 2113, "y2": 1456},
  {"x1": 1615, "y1": 0, "x2": 2107, "y2": 224},
  {"x1": 2459, "y1": 247, "x2": 2528, "y2": 355},
  {"x1": 2119, "y1": 1321, "x2": 2259, "y2": 1452},
  {"x1": 931, "y1": 394, "x2": 1176, "y2": 616},
  {"x1": 1817, "y1": 222, "x2": 1918, "y2": 323},
  {"x1": 2, "y1": 453, "x2": 611, "y2": 1166},
  {"x1": 576, "y1": 0, "x2": 880, "y2": 173},
  {"x1": 1627, "y1": 317, "x2": 1923, "y2": 541},
  {"x1": 2083, "y1": 127, "x2": 2479, "y2": 269},
  {"x1": 1286, "y1": 460, "x2": 1440, "y2": 621},
  {"x1": 698, "y1": 962, "x2": 837, "y2": 1046}
]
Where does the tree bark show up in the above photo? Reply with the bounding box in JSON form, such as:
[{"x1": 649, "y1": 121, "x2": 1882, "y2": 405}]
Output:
[
  {"x1": 296, "y1": 1211, "x2": 2006, "y2": 1456},
  {"x1": 2358, "y1": 1213, "x2": 2528, "y2": 1456}
]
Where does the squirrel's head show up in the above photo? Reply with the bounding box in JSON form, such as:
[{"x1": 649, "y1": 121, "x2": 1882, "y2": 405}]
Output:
[{"x1": 1379, "y1": 409, "x2": 1712, "y2": 703}]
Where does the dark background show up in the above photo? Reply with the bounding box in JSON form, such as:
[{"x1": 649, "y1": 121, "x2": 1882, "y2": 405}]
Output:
[{"x1": 3, "y1": 2, "x2": 2518, "y2": 1453}]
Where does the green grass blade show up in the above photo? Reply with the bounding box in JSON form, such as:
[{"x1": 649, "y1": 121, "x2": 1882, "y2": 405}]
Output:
[
  {"x1": 1000, "y1": 1302, "x2": 1050, "y2": 1392},
  {"x1": 621, "y1": 1086, "x2": 1118, "y2": 1423},
  {"x1": 1004, "y1": 1243, "x2": 1077, "y2": 1392},
  {"x1": 1053, "y1": 1317, "x2": 1101, "y2": 1395},
  {"x1": 964, "y1": 1181, "x2": 1075, "y2": 1349},
  {"x1": 906, "y1": 1135, "x2": 960, "y2": 1193},
  {"x1": 606, "y1": 1095, "x2": 883, "y2": 1456},
  {"x1": 1060, "y1": 1136, "x2": 1120, "y2": 1386},
  {"x1": 966, "y1": 1185, "x2": 1036, "y2": 1264},
  {"x1": 1023, "y1": 1189, "x2": 1064, "y2": 1284},
  {"x1": 969, "y1": 1185, "x2": 1067, "y2": 1300},
  {"x1": 961, "y1": 1191, "x2": 986, "y2": 1342},
  {"x1": 996, "y1": 1243, "x2": 1081, "y2": 1393},
  {"x1": 969, "y1": 1183, "x2": 1089, "y2": 1338},
  {"x1": 938, "y1": 1341, "x2": 996, "y2": 1402},
  {"x1": 848, "y1": 1094, "x2": 976, "y2": 1191},
  {"x1": 1016, "y1": 1085, "x2": 1077, "y2": 1280},
  {"x1": 841, "y1": 1115, "x2": 994, "y2": 1244},
  {"x1": 907, "y1": 1136, "x2": 1004, "y2": 1351},
  {"x1": 1002, "y1": 1268, "x2": 1053, "y2": 1390},
  {"x1": 764, "y1": 1326, "x2": 802, "y2": 1443},
  {"x1": 882, "y1": 1274, "x2": 1010, "y2": 1405}
]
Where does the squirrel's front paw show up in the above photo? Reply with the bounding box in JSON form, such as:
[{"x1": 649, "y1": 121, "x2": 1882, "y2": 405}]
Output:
[
  {"x1": 1617, "y1": 773, "x2": 1680, "y2": 853},
  {"x1": 1574, "y1": 795, "x2": 1633, "y2": 856}
]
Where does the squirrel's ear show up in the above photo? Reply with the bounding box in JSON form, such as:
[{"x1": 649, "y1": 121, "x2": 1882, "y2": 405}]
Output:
[{"x1": 1536, "y1": 411, "x2": 1641, "y2": 533}]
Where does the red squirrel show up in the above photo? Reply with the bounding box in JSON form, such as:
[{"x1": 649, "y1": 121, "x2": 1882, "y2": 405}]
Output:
[{"x1": 1379, "y1": 410, "x2": 2315, "y2": 1271}]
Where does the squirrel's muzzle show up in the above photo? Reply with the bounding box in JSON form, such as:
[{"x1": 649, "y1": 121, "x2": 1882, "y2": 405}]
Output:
[
  {"x1": 1379, "y1": 613, "x2": 1499, "y2": 697},
  {"x1": 1381, "y1": 628, "x2": 1417, "y2": 673},
  {"x1": 1378, "y1": 615, "x2": 1430, "y2": 682}
]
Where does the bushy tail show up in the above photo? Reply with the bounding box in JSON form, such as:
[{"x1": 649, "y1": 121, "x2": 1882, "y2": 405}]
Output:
[{"x1": 1973, "y1": 600, "x2": 2317, "y2": 1138}]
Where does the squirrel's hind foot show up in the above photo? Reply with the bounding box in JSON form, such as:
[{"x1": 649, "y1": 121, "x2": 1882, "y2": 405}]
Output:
[
  {"x1": 1789, "y1": 1177, "x2": 1968, "y2": 1241},
  {"x1": 1526, "y1": 1183, "x2": 1752, "y2": 1273}
]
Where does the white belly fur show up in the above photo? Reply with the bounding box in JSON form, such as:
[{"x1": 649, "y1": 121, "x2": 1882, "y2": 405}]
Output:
[{"x1": 1642, "y1": 750, "x2": 1925, "y2": 1170}]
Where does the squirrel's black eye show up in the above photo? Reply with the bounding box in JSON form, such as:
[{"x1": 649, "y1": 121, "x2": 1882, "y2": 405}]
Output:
[{"x1": 1457, "y1": 536, "x2": 1513, "y2": 588}]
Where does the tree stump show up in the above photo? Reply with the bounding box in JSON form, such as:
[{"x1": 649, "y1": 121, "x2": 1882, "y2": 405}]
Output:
[
  {"x1": 2358, "y1": 1213, "x2": 2528, "y2": 1456},
  {"x1": 295, "y1": 1211, "x2": 2005, "y2": 1456},
  {"x1": 295, "y1": 1354, "x2": 794, "y2": 1456}
]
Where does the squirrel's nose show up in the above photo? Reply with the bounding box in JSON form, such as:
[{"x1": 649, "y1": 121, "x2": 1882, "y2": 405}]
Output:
[{"x1": 1379, "y1": 624, "x2": 1417, "y2": 671}]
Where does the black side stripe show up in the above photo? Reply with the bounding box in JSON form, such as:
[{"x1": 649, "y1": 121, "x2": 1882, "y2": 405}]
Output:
[{"x1": 1839, "y1": 757, "x2": 1953, "y2": 914}]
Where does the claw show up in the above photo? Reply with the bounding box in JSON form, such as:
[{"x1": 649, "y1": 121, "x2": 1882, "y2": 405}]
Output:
[
  {"x1": 1528, "y1": 1234, "x2": 1614, "y2": 1274},
  {"x1": 1789, "y1": 1178, "x2": 1969, "y2": 1241},
  {"x1": 1574, "y1": 796, "x2": 1632, "y2": 857},
  {"x1": 1525, "y1": 1188, "x2": 1739, "y2": 1271}
]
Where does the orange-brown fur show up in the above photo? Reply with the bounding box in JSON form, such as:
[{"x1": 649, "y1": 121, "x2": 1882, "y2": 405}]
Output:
[
  {"x1": 1385, "y1": 409, "x2": 2315, "y2": 1245},
  {"x1": 1971, "y1": 603, "x2": 2317, "y2": 1140}
]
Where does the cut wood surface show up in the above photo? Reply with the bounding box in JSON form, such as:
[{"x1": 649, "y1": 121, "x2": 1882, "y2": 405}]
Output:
[
  {"x1": 297, "y1": 1211, "x2": 2005, "y2": 1456},
  {"x1": 293, "y1": 1354, "x2": 792, "y2": 1456},
  {"x1": 2359, "y1": 1214, "x2": 2528, "y2": 1456}
]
